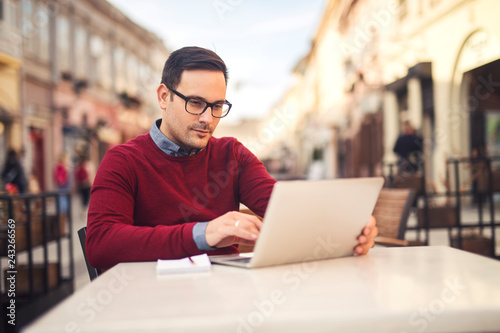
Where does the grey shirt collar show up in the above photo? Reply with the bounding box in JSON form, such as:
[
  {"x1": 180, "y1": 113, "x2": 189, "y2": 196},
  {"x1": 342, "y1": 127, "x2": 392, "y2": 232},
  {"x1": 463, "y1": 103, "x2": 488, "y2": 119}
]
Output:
[{"x1": 149, "y1": 119, "x2": 202, "y2": 157}]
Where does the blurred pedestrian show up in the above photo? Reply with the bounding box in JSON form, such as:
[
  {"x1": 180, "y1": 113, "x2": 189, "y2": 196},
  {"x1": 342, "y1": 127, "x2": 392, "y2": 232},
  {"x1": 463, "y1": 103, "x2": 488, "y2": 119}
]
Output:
[
  {"x1": 393, "y1": 121, "x2": 423, "y2": 174},
  {"x1": 75, "y1": 156, "x2": 93, "y2": 208},
  {"x1": 1, "y1": 149, "x2": 28, "y2": 193},
  {"x1": 54, "y1": 153, "x2": 70, "y2": 214}
]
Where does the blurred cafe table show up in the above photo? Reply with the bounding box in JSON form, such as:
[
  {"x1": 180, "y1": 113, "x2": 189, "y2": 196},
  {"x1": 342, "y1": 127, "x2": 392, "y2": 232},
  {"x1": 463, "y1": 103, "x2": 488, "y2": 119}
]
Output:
[{"x1": 23, "y1": 246, "x2": 500, "y2": 333}]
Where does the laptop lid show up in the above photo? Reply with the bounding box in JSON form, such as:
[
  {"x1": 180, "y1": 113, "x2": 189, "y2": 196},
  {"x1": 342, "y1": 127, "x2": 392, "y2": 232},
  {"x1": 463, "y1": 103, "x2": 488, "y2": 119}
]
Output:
[{"x1": 211, "y1": 177, "x2": 384, "y2": 268}]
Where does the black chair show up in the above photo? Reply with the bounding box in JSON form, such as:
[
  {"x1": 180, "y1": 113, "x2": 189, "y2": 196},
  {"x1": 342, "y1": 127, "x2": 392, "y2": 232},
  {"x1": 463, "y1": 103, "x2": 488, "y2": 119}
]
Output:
[{"x1": 78, "y1": 227, "x2": 102, "y2": 281}]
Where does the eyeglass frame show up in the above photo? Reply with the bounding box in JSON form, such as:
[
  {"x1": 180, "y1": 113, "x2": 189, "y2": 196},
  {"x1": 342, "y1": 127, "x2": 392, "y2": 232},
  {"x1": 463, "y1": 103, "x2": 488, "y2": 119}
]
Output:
[{"x1": 166, "y1": 85, "x2": 232, "y2": 118}]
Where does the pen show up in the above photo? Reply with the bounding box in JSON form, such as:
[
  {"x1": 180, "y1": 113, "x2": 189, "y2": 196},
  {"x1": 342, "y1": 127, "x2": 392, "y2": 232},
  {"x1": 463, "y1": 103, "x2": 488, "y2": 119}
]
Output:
[{"x1": 188, "y1": 257, "x2": 196, "y2": 265}]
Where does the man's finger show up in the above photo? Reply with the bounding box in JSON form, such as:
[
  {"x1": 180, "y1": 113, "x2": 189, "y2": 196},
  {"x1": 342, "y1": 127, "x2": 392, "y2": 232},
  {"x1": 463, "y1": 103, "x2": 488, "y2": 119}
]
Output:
[
  {"x1": 355, "y1": 240, "x2": 374, "y2": 255},
  {"x1": 235, "y1": 238, "x2": 257, "y2": 246},
  {"x1": 233, "y1": 227, "x2": 258, "y2": 241},
  {"x1": 239, "y1": 213, "x2": 263, "y2": 230},
  {"x1": 363, "y1": 216, "x2": 377, "y2": 236},
  {"x1": 369, "y1": 215, "x2": 376, "y2": 226},
  {"x1": 230, "y1": 219, "x2": 259, "y2": 238}
]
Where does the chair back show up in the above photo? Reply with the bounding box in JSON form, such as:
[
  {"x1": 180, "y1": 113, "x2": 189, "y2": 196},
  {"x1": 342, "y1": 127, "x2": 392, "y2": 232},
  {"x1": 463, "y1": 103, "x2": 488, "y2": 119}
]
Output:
[
  {"x1": 77, "y1": 227, "x2": 102, "y2": 281},
  {"x1": 373, "y1": 188, "x2": 416, "y2": 246}
]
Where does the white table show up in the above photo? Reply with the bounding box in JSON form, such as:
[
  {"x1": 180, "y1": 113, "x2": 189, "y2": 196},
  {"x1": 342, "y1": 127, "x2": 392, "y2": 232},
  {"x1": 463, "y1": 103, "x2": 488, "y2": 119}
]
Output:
[{"x1": 23, "y1": 246, "x2": 500, "y2": 333}]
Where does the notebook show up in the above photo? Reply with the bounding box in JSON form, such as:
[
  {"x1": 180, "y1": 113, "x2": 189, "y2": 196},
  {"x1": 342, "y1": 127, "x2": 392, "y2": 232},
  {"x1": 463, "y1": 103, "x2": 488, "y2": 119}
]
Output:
[
  {"x1": 210, "y1": 177, "x2": 384, "y2": 269},
  {"x1": 156, "y1": 253, "x2": 211, "y2": 275}
]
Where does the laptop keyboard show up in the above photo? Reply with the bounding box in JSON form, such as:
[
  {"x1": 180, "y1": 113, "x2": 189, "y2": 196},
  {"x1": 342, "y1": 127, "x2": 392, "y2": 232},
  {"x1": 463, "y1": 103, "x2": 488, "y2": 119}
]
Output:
[{"x1": 228, "y1": 257, "x2": 252, "y2": 264}]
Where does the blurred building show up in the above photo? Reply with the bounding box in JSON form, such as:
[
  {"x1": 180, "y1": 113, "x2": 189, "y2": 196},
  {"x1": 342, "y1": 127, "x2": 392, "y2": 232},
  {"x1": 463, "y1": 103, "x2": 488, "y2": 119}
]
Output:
[
  {"x1": 214, "y1": 118, "x2": 260, "y2": 146},
  {"x1": 264, "y1": 0, "x2": 500, "y2": 189},
  {"x1": 0, "y1": 0, "x2": 169, "y2": 191},
  {"x1": 0, "y1": 0, "x2": 23, "y2": 172},
  {"x1": 253, "y1": 58, "x2": 328, "y2": 179}
]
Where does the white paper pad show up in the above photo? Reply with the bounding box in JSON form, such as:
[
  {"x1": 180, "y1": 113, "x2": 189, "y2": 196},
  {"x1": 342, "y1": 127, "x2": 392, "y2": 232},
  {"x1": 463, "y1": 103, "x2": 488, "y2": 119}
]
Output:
[{"x1": 156, "y1": 253, "x2": 211, "y2": 275}]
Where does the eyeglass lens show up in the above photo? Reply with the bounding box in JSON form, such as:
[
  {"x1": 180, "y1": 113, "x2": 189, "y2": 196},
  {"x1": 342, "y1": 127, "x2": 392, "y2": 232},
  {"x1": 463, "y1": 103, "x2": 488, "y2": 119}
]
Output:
[{"x1": 186, "y1": 99, "x2": 230, "y2": 118}]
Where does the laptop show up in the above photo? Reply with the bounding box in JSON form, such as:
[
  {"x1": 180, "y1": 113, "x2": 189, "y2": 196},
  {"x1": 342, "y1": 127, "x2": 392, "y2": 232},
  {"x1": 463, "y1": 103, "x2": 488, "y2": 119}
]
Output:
[{"x1": 210, "y1": 177, "x2": 384, "y2": 269}]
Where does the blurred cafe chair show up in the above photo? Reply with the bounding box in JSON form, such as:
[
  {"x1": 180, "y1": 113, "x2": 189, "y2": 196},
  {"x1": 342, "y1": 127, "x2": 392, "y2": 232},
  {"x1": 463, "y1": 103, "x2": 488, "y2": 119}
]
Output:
[
  {"x1": 373, "y1": 188, "x2": 416, "y2": 246},
  {"x1": 78, "y1": 227, "x2": 102, "y2": 281}
]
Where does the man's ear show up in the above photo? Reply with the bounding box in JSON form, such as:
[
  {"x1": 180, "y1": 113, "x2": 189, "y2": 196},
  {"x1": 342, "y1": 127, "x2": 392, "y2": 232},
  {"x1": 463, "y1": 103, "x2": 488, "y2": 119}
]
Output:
[{"x1": 157, "y1": 84, "x2": 170, "y2": 110}]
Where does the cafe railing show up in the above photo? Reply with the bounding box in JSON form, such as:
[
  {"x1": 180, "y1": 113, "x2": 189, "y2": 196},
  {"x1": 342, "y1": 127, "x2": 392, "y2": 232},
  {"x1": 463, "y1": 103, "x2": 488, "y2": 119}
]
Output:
[
  {"x1": 383, "y1": 157, "x2": 499, "y2": 258},
  {"x1": 0, "y1": 191, "x2": 74, "y2": 332}
]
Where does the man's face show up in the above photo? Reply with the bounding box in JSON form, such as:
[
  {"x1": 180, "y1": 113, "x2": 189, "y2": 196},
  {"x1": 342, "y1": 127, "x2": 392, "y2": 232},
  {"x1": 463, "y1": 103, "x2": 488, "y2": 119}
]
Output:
[{"x1": 157, "y1": 70, "x2": 226, "y2": 150}]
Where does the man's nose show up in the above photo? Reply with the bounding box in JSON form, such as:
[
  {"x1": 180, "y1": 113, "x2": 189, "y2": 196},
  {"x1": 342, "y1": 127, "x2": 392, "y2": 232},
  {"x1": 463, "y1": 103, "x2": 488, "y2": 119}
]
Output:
[{"x1": 198, "y1": 107, "x2": 214, "y2": 124}]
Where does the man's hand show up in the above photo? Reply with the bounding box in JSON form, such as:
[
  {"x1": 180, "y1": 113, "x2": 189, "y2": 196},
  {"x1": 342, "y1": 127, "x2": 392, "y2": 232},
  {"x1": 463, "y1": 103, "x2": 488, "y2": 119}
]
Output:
[
  {"x1": 205, "y1": 211, "x2": 263, "y2": 248},
  {"x1": 355, "y1": 215, "x2": 378, "y2": 255}
]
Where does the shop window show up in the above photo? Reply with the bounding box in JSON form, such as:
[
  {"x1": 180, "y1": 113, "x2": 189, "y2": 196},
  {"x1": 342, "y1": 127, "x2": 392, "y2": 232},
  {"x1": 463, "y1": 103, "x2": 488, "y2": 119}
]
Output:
[
  {"x1": 75, "y1": 24, "x2": 88, "y2": 79},
  {"x1": 100, "y1": 40, "x2": 112, "y2": 89},
  {"x1": 22, "y1": 0, "x2": 35, "y2": 54},
  {"x1": 37, "y1": 4, "x2": 49, "y2": 61},
  {"x1": 90, "y1": 34, "x2": 111, "y2": 89},
  {"x1": 90, "y1": 34, "x2": 103, "y2": 86},
  {"x1": 5, "y1": 0, "x2": 19, "y2": 27},
  {"x1": 397, "y1": 89, "x2": 408, "y2": 113},
  {"x1": 57, "y1": 16, "x2": 70, "y2": 73},
  {"x1": 113, "y1": 46, "x2": 125, "y2": 92},
  {"x1": 126, "y1": 54, "x2": 138, "y2": 95}
]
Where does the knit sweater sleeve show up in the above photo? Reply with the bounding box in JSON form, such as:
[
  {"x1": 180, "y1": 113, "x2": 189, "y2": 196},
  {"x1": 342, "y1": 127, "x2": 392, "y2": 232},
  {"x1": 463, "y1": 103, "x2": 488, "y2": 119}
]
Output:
[
  {"x1": 85, "y1": 148, "x2": 201, "y2": 270},
  {"x1": 233, "y1": 140, "x2": 276, "y2": 217}
]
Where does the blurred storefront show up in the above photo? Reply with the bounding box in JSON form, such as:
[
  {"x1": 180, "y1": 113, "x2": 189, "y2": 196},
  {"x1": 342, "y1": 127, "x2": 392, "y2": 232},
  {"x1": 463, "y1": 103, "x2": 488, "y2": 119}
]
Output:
[{"x1": 0, "y1": 0, "x2": 169, "y2": 192}]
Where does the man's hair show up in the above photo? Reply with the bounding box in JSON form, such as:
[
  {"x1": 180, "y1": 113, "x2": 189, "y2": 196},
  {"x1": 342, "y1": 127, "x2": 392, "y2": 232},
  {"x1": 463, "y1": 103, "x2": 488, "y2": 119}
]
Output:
[{"x1": 160, "y1": 46, "x2": 228, "y2": 88}]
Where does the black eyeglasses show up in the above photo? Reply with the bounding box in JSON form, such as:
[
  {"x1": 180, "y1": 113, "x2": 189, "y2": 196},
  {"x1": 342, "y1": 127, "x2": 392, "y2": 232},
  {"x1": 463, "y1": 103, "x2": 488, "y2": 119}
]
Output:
[{"x1": 166, "y1": 86, "x2": 232, "y2": 118}]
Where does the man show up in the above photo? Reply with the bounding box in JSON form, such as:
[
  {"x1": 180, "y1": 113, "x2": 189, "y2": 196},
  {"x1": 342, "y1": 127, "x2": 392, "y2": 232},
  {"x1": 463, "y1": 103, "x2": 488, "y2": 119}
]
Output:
[
  {"x1": 393, "y1": 121, "x2": 423, "y2": 174},
  {"x1": 2, "y1": 149, "x2": 28, "y2": 194},
  {"x1": 86, "y1": 47, "x2": 377, "y2": 270}
]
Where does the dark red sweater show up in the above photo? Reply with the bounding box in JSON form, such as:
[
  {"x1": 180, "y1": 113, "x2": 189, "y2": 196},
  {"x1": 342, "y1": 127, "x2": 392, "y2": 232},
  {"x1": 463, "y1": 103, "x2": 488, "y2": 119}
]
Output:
[{"x1": 86, "y1": 134, "x2": 276, "y2": 269}]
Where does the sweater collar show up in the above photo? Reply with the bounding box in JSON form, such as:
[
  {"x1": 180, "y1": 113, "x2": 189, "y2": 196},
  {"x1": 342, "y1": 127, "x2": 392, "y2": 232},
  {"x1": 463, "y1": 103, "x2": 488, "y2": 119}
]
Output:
[{"x1": 149, "y1": 119, "x2": 203, "y2": 157}]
